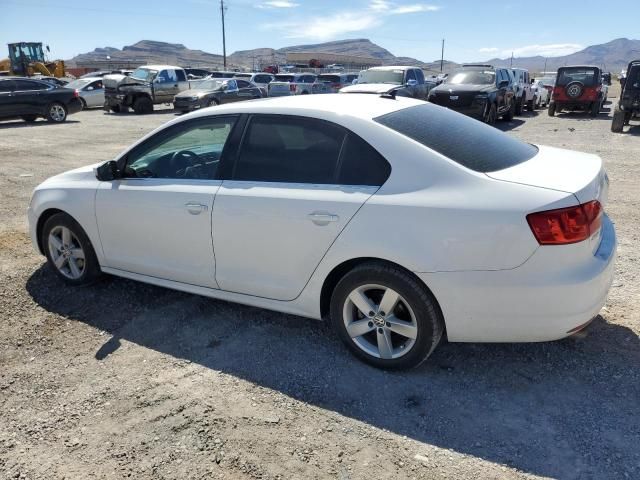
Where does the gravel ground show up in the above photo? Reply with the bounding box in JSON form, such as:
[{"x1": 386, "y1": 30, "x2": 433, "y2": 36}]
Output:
[{"x1": 1, "y1": 91, "x2": 639, "y2": 480}]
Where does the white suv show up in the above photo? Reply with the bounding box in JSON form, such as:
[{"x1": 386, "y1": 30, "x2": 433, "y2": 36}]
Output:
[{"x1": 512, "y1": 68, "x2": 535, "y2": 114}]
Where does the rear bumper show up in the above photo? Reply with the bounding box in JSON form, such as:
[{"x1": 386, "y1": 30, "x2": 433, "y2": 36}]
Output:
[
  {"x1": 446, "y1": 103, "x2": 485, "y2": 119},
  {"x1": 418, "y1": 215, "x2": 617, "y2": 342},
  {"x1": 67, "y1": 98, "x2": 83, "y2": 115}
]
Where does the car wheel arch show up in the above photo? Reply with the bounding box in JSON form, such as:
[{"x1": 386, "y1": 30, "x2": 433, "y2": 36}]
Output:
[
  {"x1": 319, "y1": 257, "x2": 445, "y2": 331},
  {"x1": 35, "y1": 208, "x2": 66, "y2": 254}
]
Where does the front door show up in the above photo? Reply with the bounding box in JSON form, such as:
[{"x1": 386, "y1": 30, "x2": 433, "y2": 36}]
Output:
[
  {"x1": 95, "y1": 115, "x2": 238, "y2": 288},
  {"x1": 153, "y1": 69, "x2": 181, "y2": 103},
  {"x1": 212, "y1": 115, "x2": 391, "y2": 301}
]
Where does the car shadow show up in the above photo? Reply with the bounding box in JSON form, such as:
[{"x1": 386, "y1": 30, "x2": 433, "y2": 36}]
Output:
[
  {"x1": 0, "y1": 119, "x2": 81, "y2": 129},
  {"x1": 495, "y1": 118, "x2": 526, "y2": 132},
  {"x1": 102, "y1": 108, "x2": 177, "y2": 117},
  {"x1": 25, "y1": 265, "x2": 640, "y2": 479}
]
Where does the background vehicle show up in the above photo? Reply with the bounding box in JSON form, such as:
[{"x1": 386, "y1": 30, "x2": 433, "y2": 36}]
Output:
[
  {"x1": 208, "y1": 71, "x2": 238, "y2": 79},
  {"x1": 34, "y1": 76, "x2": 68, "y2": 87},
  {"x1": 173, "y1": 78, "x2": 262, "y2": 112},
  {"x1": 611, "y1": 59, "x2": 640, "y2": 133},
  {"x1": 340, "y1": 66, "x2": 435, "y2": 100},
  {"x1": 512, "y1": 68, "x2": 535, "y2": 113},
  {"x1": 268, "y1": 73, "x2": 318, "y2": 96},
  {"x1": 536, "y1": 75, "x2": 556, "y2": 96},
  {"x1": 548, "y1": 66, "x2": 604, "y2": 117},
  {"x1": 0, "y1": 76, "x2": 81, "y2": 122},
  {"x1": 28, "y1": 95, "x2": 615, "y2": 369},
  {"x1": 531, "y1": 79, "x2": 550, "y2": 108},
  {"x1": 184, "y1": 68, "x2": 211, "y2": 79},
  {"x1": 427, "y1": 65, "x2": 516, "y2": 124},
  {"x1": 103, "y1": 65, "x2": 190, "y2": 114},
  {"x1": 65, "y1": 77, "x2": 105, "y2": 109},
  {"x1": 317, "y1": 73, "x2": 359, "y2": 92},
  {"x1": 79, "y1": 70, "x2": 132, "y2": 79},
  {"x1": 233, "y1": 72, "x2": 274, "y2": 96},
  {"x1": 0, "y1": 42, "x2": 65, "y2": 78}
]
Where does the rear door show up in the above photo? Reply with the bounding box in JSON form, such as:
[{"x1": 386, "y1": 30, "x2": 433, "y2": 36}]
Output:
[
  {"x1": 212, "y1": 114, "x2": 390, "y2": 300},
  {"x1": 0, "y1": 79, "x2": 15, "y2": 117},
  {"x1": 11, "y1": 79, "x2": 50, "y2": 114}
]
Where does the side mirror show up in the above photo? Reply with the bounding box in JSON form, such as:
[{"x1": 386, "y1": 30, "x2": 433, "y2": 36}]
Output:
[
  {"x1": 499, "y1": 80, "x2": 509, "y2": 88},
  {"x1": 95, "y1": 160, "x2": 120, "y2": 181},
  {"x1": 406, "y1": 79, "x2": 418, "y2": 87}
]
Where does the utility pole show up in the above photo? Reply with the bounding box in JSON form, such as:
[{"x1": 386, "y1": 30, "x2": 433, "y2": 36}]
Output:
[
  {"x1": 220, "y1": 0, "x2": 227, "y2": 69},
  {"x1": 440, "y1": 39, "x2": 445, "y2": 72},
  {"x1": 543, "y1": 57, "x2": 547, "y2": 74},
  {"x1": 510, "y1": 51, "x2": 514, "y2": 68}
]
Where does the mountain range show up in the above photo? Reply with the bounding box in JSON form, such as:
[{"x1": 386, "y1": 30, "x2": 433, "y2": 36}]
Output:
[{"x1": 68, "y1": 37, "x2": 640, "y2": 73}]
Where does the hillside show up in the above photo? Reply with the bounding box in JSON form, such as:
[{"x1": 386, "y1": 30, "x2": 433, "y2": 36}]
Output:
[
  {"x1": 68, "y1": 39, "x2": 427, "y2": 70},
  {"x1": 483, "y1": 38, "x2": 640, "y2": 73}
]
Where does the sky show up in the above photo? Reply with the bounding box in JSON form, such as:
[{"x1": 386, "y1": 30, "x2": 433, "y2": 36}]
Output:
[{"x1": 2, "y1": 0, "x2": 639, "y2": 63}]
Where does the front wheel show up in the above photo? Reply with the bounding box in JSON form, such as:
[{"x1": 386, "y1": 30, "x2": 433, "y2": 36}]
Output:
[
  {"x1": 515, "y1": 96, "x2": 524, "y2": 115},
  {"x1": 611, "y1": 105, "x2": 625, "y2": 133},
  {"x1": 548, "y1": 102, "x2": 556, "y2": 116},
  {"x1": 330, "y1": 262, "x2": 444, "y2": 369},
  {"x1": 484, "y1": 103, "x2": 497, "y2": 125},
  {"x1": 46, "y1": 102, "x2": 67, "y2": 122},
  {"x1": 41, "y1": 213, "x2": 102, "y2": 285},
  {"x1": 133, "y1": 96, "x2": 153, "y2": 114}
]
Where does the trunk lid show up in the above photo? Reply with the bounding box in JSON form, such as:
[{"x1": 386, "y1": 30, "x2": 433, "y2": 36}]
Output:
[{"x1": 487, "y1": 145, "x2": 608, "y2": 207}]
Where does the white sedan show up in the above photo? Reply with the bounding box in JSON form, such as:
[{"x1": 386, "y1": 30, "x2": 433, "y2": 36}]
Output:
[
  {"x1": 28, "y1": 94, "x2": 616, "y2": 369},
  {"x1": 532, "y1": 79, "x2": 551, "y2": 108}
]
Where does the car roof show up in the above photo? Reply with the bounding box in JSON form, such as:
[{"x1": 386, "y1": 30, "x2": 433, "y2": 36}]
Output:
[
  {"x1": 368, "y1": 66, "x2": 414, "y2": 71},
  {"x1": 139, "y1": 65, "x2": 182, "y2": 70},
  {"x1": 178, "y1": 93, "x2": 422, "y2": 123}
]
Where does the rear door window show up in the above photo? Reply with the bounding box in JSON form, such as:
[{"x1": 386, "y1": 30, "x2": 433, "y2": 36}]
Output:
[
  {"x1": 375, "y1": 104, "x2": 538, "y2": 172},
  {"x1": 176, "y1": 69, "x2": 187, "y2": 82},
  {"x1": 405, "y1": 69, "x2": 416, "y2": 82},
  {"x1": 415, "y1": 69, "x2": 425, "y2": 84},
  {"x1": 13, "y1": 80, "x2": 49, "y2": 91},
  {"x1": 233, "y1": 115, "x2": 345, "y2": 184},
  {"x1": 0, "y1": 80, "x2": 15, "y2": 92},
  {"x1": 338, "y1": 134, "x2": 391, "y2": 186}
]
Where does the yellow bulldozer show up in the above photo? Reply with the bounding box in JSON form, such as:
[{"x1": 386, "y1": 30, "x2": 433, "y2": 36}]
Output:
[{"x1": 0, "y1": 42, "x2": 65, "y2": 77}]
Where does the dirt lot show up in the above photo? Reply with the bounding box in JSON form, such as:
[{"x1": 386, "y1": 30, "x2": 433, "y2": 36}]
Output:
[{"x1": 1, "y1": 93, "x2": 639, "y2": 480}]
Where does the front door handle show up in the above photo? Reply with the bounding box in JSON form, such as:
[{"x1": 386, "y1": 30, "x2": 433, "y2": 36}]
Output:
[
  {"x1": 308, "y1": 212, "x2": 339, "y2": 225},
  {"x1": 185, "y1": 202, "x2": 208, "y2": 215}
]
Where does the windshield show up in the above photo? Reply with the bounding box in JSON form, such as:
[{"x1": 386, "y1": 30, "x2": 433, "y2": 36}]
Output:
[
  {"x1": 194, "y1": 80, "x2": 225, "y2": 90},
  {"x1": 318, "y1": 75, "x2": 342, "y2": 83},
  {"x1": 358, "y1": 69, "x2": 404, "y2": 85},
  {"x1": 556, "y1": 68, "x2": 598, "y2": 86},
  {"x1": 538, "y1": 76, "x2": 556, "y2": 86},
  {"x1": 65, "y1": 79, "x2": 93, "y2": 89},
  {"x1": 131, "y1": 68, "x2": 157, "y2": 82},
  {"x1": 447, "y1": 70, "x2": 495, "y2": 85}
]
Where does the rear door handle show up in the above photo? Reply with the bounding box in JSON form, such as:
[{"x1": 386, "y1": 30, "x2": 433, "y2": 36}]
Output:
[
  {"x1": 185, "y1": 202, "x2": 208, "y2": 215},
  {"x1": 308, "y1": 212, "x2": 339, "y2": 225}
]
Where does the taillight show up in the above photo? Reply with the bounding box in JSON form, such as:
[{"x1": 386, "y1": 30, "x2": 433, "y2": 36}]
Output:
[
  {"x1": 74, "y1": 89, "x2": 80, "y2": 98},
  {"x1": 290, "y1": 84, "x2": 297, "y2": 92},
  {"x1": 331, "y1": 82, "x2": 341, "y2": 89},
  {"x1": 527, "y1": 200, "x2": 602, "y2": 245}
]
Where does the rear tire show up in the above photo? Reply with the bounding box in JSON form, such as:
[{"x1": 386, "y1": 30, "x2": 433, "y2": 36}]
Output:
[
  {"x1": 109, "y1": 105, "x2": 122, "y2": 113},
  {"x1": 527, "y1": 97, "x2": 535, "y2": 111},
  {"x1": 590, "y1": 101, "x2": 600, "y2": 117},
  {"x1": 611, "y1": 105, "x2": 625, "y2": 133},
  {"x1": 330, "y1": 262, "x2": 444, "y2": 370},
  {"x1": 548, "y1": 102, "x2": 556, "y2": 116},
  {"x1": 515, "y1": 95, "x2": 523, "y2": 115},
  {"x1": 46, "y1": 102, "x2": 67, "y2": 122},
  {"x1": 133, "y1": 96, "x2": 153, "y2": 115},
  {"x1": 502, "y1": 100, "x2": 515, "y2": 121},
  {"x1": 79, "y1": 98, "x2": 87, "y2": 110},
  {"x1": 41, "y1": 213, "x2": 102, "y2": 286}
]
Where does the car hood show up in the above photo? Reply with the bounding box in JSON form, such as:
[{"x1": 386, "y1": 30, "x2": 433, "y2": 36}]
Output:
[
  {"x1": 103, "y1": 74, "x2": 150, "y2": 89},
  {"x1": 340, "y1": 83, "x2": 401, "y2": 94},
  {"x1": 430, "y1": 84, "x2": 494, "y2": 94},
  {"x1": 35, "y1": 163, "x2": 101, "y2": 190}
]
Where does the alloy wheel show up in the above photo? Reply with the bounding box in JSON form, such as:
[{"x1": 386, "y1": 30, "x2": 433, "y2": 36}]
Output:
[
  {"x1": 47, "y1": 226, "x2": 85, "y2": 280},
  {"x1": 342, "y1": 284, "x2": 418, "y2": 360},
  {"x1": 49, "y1": 104, "x2": 66, "y2": 122}
]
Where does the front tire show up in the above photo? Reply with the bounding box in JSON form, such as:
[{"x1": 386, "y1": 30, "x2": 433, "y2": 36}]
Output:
[
  {"x1": 590, "y1": 100, "x2": 600, "y2": 117},
  {"x1": 611, "y1": 105, "x2": 625, "y2": 133},
  {"x1": 46, "y1": 102, "x2": 67, "y2": 122},
  {"x1": 484, "y1": 103, "x2": 497, "y2": 125},
  {"x1": 330, "y1": 262, "x2": 444, "y2": 369},
  {"x1": 515, "y1": 95, "x2": 524, "y2": 115},
  {"x1": 42, "y1": 213, "x2": 101, "y2": 285},
  {"x1": 548, "y1": 102, "x2": 556, "y2": 116},
  {"x1": 133, "y1": 96, "x2": 153, "y2": 114}
]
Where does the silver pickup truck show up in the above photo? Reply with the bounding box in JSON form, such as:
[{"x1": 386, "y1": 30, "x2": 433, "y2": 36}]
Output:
[{"x1": 103, "y1": 65, "x2": 191, "y2": 114}]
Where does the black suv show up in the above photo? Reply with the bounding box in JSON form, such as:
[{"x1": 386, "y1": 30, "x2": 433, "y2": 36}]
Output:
[
  {"x1": 427, "y1": 65, "x2": 515, "y2": 125},
  {"x1": 611, "y1": 59, "x2": 640, "y2": 133}
]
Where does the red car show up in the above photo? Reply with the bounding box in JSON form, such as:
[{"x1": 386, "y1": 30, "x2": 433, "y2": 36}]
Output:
[{"x1": 548, "y1": 66, "x2": 604, "y2": 117}]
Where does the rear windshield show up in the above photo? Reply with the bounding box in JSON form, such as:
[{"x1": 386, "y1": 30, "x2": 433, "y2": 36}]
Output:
[
  {"x1": 375, "y1": 104, "x2": 538, "y2": 173},
  {"x1": 318, "y1": 74, "x2": 342, "y2": 83},
  {"x1": 274, "y1": 75, "x2": 294, "y2": 82},
  {"x1": 556, "y1": 68, "x2": 598, "y2": 86}
]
